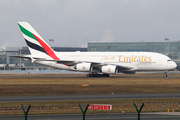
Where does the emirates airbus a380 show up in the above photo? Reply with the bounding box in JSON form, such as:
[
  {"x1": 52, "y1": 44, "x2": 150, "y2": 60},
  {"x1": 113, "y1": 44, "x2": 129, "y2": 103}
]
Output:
[{"x1": 11, "y1": 22, "x2": 177, "y2": 77}]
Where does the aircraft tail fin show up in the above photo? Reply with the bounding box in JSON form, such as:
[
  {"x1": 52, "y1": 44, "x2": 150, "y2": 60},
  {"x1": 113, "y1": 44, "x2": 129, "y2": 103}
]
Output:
[{"x1": 18, "y1": 22, "x2": 59, "y2": 60}]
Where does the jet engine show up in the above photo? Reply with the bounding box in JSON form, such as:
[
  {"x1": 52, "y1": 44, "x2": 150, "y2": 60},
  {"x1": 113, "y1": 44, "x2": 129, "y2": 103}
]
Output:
[
  {"x1": 75, "y1": 63, "x2": 92, "y2": 72},
  {"x1": 102, "y1": 65, "x2": 118, "y2": 74}
]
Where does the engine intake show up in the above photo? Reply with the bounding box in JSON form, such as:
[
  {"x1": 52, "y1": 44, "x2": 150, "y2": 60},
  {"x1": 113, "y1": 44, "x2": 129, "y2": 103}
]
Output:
[
  {"x1": 76, "y1": 63, "x2": 92, "y2": 72},
  {"x1": 102, "y1": 65, "x2": 117, "y2": 74}
]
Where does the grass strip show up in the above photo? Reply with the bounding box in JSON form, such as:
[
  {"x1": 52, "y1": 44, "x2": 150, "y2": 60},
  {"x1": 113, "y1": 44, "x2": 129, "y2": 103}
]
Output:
[{"x1": 0, "y1": 74, "x2": 180, "y2": 96}]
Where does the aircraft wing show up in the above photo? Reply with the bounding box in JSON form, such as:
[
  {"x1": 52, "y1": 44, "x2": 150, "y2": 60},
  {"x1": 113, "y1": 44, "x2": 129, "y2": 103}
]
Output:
[
  {"x1": 47, "y1": 59, "x2": 134, "y2": 71},
  {"x1": 49, "y1": 60, "x2": 101, "y2": 66},
  {"x1": 9, "y1": 55, "x2": 135, "y2": 71}
]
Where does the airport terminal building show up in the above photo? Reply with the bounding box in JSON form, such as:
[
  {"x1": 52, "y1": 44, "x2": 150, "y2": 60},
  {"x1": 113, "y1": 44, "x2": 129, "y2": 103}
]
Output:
[
  {"x1": 88, "y1": 41, "x2": 180, "y2": 70},
  {"x1": 0, "y1": 47, "x2": 87, "y2": 70},
  {"x1": 0, "y1": 41, "x2": 180, "y2": 70}
]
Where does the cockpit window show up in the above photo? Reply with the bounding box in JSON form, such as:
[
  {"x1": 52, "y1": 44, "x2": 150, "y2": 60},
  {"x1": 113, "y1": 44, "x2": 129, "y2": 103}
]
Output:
[{"x1": 167, "y1": 59, "x2": 172, "y2": 61}]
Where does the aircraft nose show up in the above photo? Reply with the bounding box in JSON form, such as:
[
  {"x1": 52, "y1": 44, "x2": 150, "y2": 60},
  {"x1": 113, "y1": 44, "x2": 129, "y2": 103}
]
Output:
[{"x1": 172, "y1": 61, "x2": 177, "y2": 69}]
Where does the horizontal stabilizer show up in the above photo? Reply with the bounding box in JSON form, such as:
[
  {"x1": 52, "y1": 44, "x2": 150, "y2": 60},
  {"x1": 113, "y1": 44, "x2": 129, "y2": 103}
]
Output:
[
  {"x1": 9, "y1": 55, "x2": 46, "y2": 63},
  {"x1": 9, "y1": 55, "x2": 32, "y2": 60}
]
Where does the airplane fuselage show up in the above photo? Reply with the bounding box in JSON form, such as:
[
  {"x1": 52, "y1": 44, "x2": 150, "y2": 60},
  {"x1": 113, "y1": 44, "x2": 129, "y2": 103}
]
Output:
[{"x1": 34, "y1": 51, "x2": 177, "y2": 72}]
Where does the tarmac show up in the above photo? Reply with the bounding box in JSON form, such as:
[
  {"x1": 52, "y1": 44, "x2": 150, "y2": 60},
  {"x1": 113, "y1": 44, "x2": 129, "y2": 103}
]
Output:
[{"x1": 0, "y1": 93, "x2": 180, "y2": 102}]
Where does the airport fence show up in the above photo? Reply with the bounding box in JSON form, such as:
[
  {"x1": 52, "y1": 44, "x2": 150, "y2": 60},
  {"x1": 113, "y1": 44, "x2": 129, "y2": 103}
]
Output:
[{"x1": 0, "y1": 103, "x2": 179, "y2": 115}]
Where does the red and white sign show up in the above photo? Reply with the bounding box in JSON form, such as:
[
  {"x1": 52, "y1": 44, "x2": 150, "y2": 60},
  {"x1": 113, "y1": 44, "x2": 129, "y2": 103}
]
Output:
[{"x1": 88, "y1": 104, "x2": 112, "y2": 110}]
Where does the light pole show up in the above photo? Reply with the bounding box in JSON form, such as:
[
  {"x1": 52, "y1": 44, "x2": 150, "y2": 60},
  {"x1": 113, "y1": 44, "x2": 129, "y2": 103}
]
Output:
[
  {"x1": 164, "y1": 38, "x2": 169, "y2": 56},
  {"x1": 48, "y1": 39, "x2": 54, "y2": 70},
  {"x1": 20, "y1": 48, "x2": 21, "y2": 70},
  {"x1": 49, "y1": 39, "x2": 54, "y2": 50}
]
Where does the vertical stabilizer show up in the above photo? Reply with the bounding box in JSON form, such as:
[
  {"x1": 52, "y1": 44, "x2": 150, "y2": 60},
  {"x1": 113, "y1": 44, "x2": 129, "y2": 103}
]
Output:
[{"x1": 18, "y1": 22, "x2": 59, "y2": 60}]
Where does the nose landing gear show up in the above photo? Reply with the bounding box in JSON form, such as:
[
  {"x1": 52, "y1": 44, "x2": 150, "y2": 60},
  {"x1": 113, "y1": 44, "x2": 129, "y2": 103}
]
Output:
[
  {"x1": 163, "y1": 71, "x2": 167, "y2": 78},
  {"x1": 163, "y1": 74, "x2": 167, "y2": 78}
]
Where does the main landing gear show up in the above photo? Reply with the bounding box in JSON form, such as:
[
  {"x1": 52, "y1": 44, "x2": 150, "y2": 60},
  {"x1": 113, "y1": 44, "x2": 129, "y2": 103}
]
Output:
[{"x1": 86, "y1": 74, "x2": 109, "y2": 77}]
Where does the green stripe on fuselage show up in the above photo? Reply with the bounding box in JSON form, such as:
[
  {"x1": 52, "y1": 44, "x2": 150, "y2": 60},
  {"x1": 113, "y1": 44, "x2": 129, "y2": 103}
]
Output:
[{"x1": 18, "y1": 23, "x2": 37, "y2": 42}]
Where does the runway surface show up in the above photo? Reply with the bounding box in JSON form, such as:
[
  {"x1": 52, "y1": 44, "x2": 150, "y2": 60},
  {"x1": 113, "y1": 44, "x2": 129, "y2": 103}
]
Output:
[
  {"x1": 0, "y1": 93, "x2": 180, "y2": 102},
  {"x1": 1, "y1": 113, "x2": 180, "y2": 120}
]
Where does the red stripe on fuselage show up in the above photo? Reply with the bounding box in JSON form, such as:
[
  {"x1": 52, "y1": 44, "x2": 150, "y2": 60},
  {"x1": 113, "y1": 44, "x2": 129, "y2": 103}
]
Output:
[{"x1": 32, "y1": 34, "x2": 60, "y2": 60}]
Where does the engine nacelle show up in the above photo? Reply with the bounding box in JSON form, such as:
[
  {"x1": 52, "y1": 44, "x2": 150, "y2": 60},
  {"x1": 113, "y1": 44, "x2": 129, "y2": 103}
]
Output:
[
  {"x1": 102, "y1": 65, "x2": 117, "y2": 74},
  {"x1": 76, "y1": 63, "x2": 92, "y2": 72},
  {"x1": 122, "y1": 71, "x2": 136, "y2": 74}
]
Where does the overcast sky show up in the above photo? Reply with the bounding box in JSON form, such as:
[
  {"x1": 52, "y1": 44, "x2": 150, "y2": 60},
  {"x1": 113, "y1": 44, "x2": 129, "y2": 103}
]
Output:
[{"x1": 1, "y1": 0, "x2": 180, "y2": 47}]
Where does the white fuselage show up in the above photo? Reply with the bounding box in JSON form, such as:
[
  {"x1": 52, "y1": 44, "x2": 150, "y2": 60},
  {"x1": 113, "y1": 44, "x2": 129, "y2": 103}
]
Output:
[{"x1": 34, "y1": 51, "x2": 177, "y2": 73}]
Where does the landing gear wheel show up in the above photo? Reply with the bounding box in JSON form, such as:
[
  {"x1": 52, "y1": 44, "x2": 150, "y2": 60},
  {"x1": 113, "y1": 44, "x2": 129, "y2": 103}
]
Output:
[
  {"x1": 92, "y1": 74, "x2": 101, "y2": 77},
  {"x1": 86, "y1": 74, "x2": 91, "y2": 77},
  {"x1": 102, "y1": 74, "x2": 110, "y2": 77},
  {"x1": 86, "y1": 74, "x2": 102, "y2": 77},
  {"x1": 163, "y1": 74, "x2": 167, "y2": 78}
]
